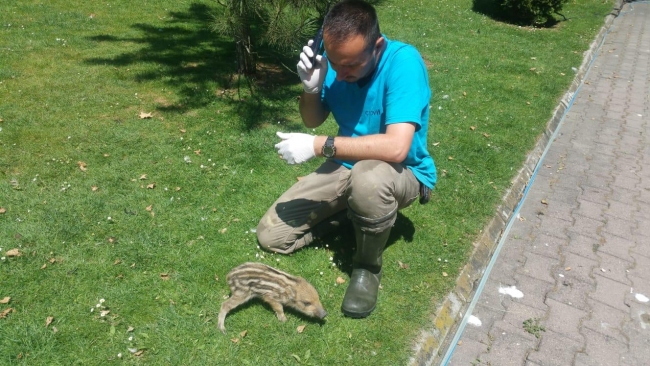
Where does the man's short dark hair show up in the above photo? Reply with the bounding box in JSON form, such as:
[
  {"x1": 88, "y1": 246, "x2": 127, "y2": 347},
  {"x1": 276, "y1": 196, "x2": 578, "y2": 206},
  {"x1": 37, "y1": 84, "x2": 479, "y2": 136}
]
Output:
[{"x1": 323, "y1": 0, "x2": 381, "y2": 50}]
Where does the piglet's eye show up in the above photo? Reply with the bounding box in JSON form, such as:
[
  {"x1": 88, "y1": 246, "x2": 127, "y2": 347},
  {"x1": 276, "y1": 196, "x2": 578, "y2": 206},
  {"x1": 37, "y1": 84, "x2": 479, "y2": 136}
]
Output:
[{"x1": 303, "y1": 301, "x2": 312, "y2": 307}]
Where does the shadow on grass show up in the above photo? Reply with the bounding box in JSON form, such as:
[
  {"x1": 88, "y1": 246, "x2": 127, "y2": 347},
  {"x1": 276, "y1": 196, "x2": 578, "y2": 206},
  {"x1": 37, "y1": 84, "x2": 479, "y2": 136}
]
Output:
[
  {"x1": 324, "y1": 212, "x2": 415, "y2": 276},
  {"x1": 471, "y1": 0, "x2": 561, "y2": 27},
  {"x1": 218, "y1": 298, "x2": 326, "y2": 334},
  {"x1": 84, "y1": 2, "x2": 300, "y2": 131}
]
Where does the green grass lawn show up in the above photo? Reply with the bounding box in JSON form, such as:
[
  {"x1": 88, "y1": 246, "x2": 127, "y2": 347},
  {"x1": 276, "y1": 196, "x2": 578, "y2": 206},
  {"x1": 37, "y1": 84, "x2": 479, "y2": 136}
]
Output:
[{"x1": 1, "y1": 0, "x2": 615, "y2": 364}]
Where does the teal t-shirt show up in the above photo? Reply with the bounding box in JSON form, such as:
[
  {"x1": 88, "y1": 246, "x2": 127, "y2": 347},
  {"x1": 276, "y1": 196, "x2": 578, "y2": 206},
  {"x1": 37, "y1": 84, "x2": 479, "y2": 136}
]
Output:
[{"x1": 322, "y1": 37, "x2": 437, "y2": 188}]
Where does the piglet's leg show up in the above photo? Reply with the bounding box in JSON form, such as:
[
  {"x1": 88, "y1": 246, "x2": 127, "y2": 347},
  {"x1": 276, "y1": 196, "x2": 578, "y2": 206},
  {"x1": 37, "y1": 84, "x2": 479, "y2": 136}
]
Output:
[
  {"x1": 218, "y1": 293, "x2": 251, "y2": 334},
  {"x1": 262, "y1": 295, "x2": 287, "y2": 322}
]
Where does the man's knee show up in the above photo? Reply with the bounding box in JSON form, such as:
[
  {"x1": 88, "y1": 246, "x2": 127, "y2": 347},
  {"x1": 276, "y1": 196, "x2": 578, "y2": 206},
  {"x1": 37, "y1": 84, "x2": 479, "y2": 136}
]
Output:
[
  {"x1": 256, "y1": 223, "x2": 305, "y2": 255},
  {"x1": 256, "y1": 224, "x2": 286, "y2": 254},
  {"x1": 348, "y1": 160, "x2": 399, "y2": 216}
]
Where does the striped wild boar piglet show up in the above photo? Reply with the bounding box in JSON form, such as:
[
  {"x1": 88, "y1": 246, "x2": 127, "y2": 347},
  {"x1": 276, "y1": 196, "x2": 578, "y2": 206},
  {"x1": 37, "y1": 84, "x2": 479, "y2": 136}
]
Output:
[{"x1": 218, "y1": 262, "x2": 327, "y2": 333}]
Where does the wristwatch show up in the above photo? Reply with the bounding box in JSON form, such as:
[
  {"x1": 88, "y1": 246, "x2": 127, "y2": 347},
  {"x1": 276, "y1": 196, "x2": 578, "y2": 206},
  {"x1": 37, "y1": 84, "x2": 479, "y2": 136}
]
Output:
[{"x1": 322, "y1": 136, "x2": 336, "y2": 158}]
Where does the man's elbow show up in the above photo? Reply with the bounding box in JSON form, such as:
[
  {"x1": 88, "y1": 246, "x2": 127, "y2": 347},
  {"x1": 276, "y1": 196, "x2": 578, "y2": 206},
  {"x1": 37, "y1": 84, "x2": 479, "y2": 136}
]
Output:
[
  {"x1": 385, "y1": 147, "x2": 410, "y2": 163},
  {"x1": 303, "y1": 117, "x2": 323, "y2": 129}
]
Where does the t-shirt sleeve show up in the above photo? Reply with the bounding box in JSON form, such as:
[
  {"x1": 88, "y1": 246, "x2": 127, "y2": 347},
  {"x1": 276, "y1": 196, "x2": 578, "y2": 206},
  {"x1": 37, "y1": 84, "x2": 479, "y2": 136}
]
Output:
[{"x1": 384, "y1": 46, "x2": 430, "y2": 130}]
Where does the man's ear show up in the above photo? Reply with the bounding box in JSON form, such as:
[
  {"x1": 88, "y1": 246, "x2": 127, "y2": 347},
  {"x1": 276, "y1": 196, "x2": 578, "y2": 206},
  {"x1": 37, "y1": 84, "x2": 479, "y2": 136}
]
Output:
[{"x1": 375, "y1": 36, "x2": 385, "y2": 50}]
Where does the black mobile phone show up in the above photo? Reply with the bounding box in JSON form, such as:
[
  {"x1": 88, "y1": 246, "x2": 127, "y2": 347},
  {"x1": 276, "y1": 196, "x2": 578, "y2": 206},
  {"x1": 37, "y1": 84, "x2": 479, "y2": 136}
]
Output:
[{"x1": 310, "y1": 26, "x2": 324, "y2": 64}]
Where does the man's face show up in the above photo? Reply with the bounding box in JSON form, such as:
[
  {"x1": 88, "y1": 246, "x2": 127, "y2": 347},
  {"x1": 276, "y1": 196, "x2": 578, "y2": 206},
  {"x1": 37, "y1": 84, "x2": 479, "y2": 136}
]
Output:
[{"x1": 324, "y1": 34, "x2": 380, "y2": 83}]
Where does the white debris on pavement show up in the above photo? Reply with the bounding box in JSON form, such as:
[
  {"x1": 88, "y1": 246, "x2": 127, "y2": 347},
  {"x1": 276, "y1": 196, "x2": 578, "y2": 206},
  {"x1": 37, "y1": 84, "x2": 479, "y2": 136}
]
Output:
[
  {"x1": 635, "y1": 293, "x2": 649, "y2": 303},
  {"x1": 498, "y1": 285, "x2": 524, "y2": 299},
  {"x1": 468, "y1": 315, "x2": 482, "y2": 327}
]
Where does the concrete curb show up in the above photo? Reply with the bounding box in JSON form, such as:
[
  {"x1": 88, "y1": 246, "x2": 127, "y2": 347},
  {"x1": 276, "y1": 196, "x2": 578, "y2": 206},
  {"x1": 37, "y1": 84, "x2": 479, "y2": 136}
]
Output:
[{"x1": 409, "y1": 1, "x2": 626, "y2": 364}]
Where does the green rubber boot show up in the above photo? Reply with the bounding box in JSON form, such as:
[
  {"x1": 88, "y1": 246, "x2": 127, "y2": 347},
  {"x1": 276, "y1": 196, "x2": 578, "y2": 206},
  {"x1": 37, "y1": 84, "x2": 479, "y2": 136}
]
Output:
[{"x1": 341, "y1": 210, "x2": 394, "y2": 318}]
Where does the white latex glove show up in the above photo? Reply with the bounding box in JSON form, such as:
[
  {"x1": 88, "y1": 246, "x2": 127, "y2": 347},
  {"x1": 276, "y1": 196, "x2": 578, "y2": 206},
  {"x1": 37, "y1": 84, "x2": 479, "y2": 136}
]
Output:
[
  {"x1": 275, "y1": 131, "x2": 316, "y2": 165},
  {"x1": 297, "y1": 40, "x2": 328, "y2": 94}
]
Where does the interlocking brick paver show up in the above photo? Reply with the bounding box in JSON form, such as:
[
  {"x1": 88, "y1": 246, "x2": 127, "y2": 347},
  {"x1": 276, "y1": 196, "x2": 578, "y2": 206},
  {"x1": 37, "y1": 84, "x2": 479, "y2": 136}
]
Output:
[
  {"x1": 608, "y1": 186, "x2": 640, "y2": 206},
  {"x1": 594, "y1": 251, "x2": 632, "y2": 284},
  {"x1": 527, "y1": 331, "x2": 583, "y2": 366},
  {"x1": 480, "y1": 321, "x2": 538, "y2": 366},
  {"x1": 561, "y1": 251, "x2": 599, "y2": 283},
  {"x1": 440, "y1": 2, "x2": 650, "y2": 365},
  {"x1": 501, "y1": 302, "x2": 547, "y2": 331},
  {"x1": 582, "y1": 298, "x2": 629, "y2": 344},
  {"x1": 568, "y1": 214, "x2": 604, "y2": 239},
  {"x1": 596, "y1": 231, "x2": 634, "y2": 260},
  {"x1": 546, "y1": 279, "x2": 594, "y2": 312},
  {"x1": 574, "y1": 199, "x2": 607, "y2": 221},
  {"x1": 446, "y1": 338, "x2": 487, "y2": 366},
  {"x1": 590, "y1": 274, "x2": 633, "y2": 312},
  {"x1": 512, "y1": 273, "x2": 555, "y2": 311},
  {"x1": 564, "y1": 232, "x2": 601, "y2": 261},
  {"x1": 575, "y1": 328, "x2": 628, "y2": 366},
  {"x1": 543, "y1": 298, "x2": 588, "y2": 343},
  {"x1": 529, "y1": 233, "x2": 565, "y2": 260},
  {"x1": 605, "y1": 200, "x2": 636, "y2": 220},
  {"x1": 602, "y1": 215, "x2": 637, "y2": 241},
  {"x1": 518, "y1": 251, "x2": 558, "y2": 284}
]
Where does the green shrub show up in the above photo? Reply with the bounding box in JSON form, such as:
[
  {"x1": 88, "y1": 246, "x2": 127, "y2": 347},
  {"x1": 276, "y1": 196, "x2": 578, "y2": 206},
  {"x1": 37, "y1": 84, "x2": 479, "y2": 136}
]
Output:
[{"x1": 499, "y1": 0, "x2": 569, "y2": 25}]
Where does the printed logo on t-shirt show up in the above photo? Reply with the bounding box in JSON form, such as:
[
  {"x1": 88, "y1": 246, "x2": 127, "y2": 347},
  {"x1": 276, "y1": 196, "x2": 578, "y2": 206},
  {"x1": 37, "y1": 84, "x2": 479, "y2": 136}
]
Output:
[{"x1": 365, "y1": 109, "x2": 381, "y2": 116}]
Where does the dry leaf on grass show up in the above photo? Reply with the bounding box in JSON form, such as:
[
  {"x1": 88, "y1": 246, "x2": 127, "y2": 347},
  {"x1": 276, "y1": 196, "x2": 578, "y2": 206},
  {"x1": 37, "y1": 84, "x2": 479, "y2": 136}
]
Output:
[
  {"x1": 77, "y1": 161, "x2": 87, "y2": 172},
  {"x1": 0, "y1": 297, "x2": 10, "y2": 304},
  {"x1": 139, "y1": 112, "x2": 153, "y2": 119},
  {"x1": 397, "y1": 261, "x2": 409, "y2": 269},
  {"x1": 6, "y1": 248, "x2": 21, "y2": 257},
  {"x1": 45, "y1": 316, "x2": 54, "y2": 327},
  {"x1": 146, "y1": 183, "x2": 156, "y2": 189},
  {"x1": 160, "y1": 273, "x2": 170, "y2": 281},
  {"x1": 91, "y1": 186, "x2": 99, "y2": 192},
  {"x1": 296, "y1": 325, "x2": 306, "y2": 333},
  {"x1": 239, "y1": 330, "x2": 248, "y2": 338},
  {"x1": 0, "y1": 207, "x2": 6, "y2": 214},
  {"x1": 442, "y1": 272, "x2": 448, "y2": 277},
  {"x1": 1, "y1": 308, "x2": 14, "y2": 318},
  {"x1": 336, "y1": 277, "x2": 346, "y2": 285}
]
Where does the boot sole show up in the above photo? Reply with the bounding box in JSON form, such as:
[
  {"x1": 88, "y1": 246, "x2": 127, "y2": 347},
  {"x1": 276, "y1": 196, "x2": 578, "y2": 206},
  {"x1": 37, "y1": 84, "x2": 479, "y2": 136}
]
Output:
[{"x1": 341, "y1": 305, "x2": 375, "y2": 319}]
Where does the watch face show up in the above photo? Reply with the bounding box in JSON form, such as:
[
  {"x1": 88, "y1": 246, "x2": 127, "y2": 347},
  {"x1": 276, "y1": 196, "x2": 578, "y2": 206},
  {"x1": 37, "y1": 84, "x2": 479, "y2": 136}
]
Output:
[
  {"x1": 323, "y1": 136, "x2": 335, "y2": 158},
  {"x1": 323, "y1": 146, "x2": 335, "y2": 158}
]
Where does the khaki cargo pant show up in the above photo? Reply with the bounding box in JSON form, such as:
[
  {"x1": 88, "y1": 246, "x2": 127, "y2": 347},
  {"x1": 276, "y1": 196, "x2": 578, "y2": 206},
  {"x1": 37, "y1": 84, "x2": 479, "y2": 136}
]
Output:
[{"x1": 256, "y1": 159, "x2": 420, "y2": 254}]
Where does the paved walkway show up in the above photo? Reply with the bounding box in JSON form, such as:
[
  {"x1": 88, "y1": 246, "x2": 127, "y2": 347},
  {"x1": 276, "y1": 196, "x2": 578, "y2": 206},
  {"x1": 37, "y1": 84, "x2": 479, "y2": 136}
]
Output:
[{"x1": 445, "y1": 2, "x2": 650, "y2": 365}]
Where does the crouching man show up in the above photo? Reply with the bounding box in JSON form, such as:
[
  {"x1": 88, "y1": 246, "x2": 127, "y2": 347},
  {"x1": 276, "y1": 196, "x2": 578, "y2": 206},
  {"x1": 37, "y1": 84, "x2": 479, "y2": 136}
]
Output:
[{"x1": 256, "y1": 0, "x2": 436, "y2": 318}]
